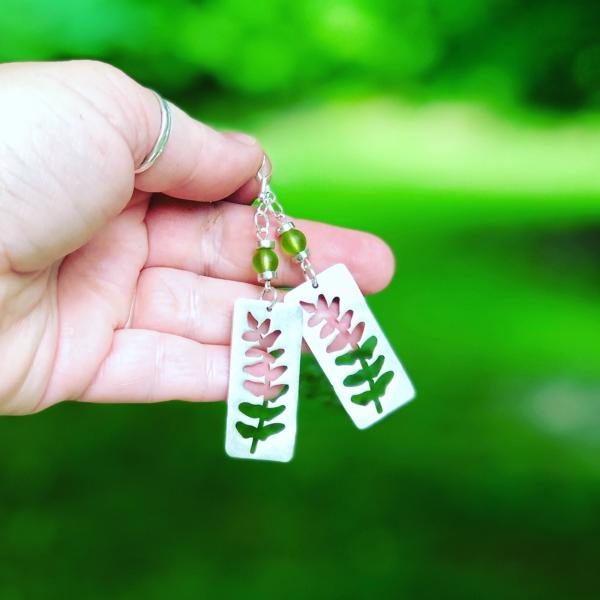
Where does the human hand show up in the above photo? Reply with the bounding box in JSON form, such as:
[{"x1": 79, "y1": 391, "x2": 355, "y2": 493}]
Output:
[{"x1": 0, "y1": 60, "x2": 394, "y2": 415}]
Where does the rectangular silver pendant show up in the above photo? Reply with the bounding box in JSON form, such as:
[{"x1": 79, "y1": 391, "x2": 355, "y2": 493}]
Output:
[
  {"x1": 225, "y1": 299, "x2": 302, "y2": 462},
  {"x1": 285, "y1": 263, "x2": 415, "y2": 429}
]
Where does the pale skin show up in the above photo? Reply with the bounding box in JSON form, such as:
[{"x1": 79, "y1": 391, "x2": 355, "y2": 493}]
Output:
[{"x1": 0, "y1": 60, "x2": 395, "y2": 416}]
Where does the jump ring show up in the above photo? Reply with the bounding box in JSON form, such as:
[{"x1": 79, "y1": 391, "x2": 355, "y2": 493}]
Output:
[
  {"x1": 301, "y1": 260, "x2": 319, "y2": 289},
  {"x1": 134, "y1": 92, "x2": 172, "y2": 174},
  {"x1": 260, "y1": 284, "x2": 279, "y2": 311},
  {"x1": 269, "y1": 199, "x2": 285, "y2": 218}
]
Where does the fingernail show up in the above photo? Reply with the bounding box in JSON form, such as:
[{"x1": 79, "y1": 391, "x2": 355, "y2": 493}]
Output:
[{"x1": 228, "y1": 131, "x2": 258, "y2": 146}]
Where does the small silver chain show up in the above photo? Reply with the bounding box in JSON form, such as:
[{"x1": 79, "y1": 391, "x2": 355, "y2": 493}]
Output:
[
  {"x1": 254, "y1": 196, "x2": 271, "y2": 243},
  {"x1": 254, "y1": 167, "x2": 277, "y2": 310},
  {"x1": 257, "y1": 160, "x2": 319, "y2": 289}
]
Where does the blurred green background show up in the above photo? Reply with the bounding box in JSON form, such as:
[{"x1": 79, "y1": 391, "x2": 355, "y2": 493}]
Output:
[{"x1": 1, "y1": 1, "x2": 599, "y2": 598}]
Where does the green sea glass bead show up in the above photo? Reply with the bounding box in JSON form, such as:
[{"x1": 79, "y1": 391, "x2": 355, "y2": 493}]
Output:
[
  {"x1": 280, "y1": 228, "x2": 307, "y2": 256},
  {"x1": 252, "y1": 248, "x2": 279, "y2": 273}
]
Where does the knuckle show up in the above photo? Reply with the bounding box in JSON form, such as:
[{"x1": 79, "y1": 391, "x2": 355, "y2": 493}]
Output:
[{"x1": 65, "y1": 59, "x2": 129, "y2": 85}]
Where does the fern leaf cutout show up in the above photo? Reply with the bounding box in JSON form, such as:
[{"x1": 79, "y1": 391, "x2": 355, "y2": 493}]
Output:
[
  {"x1": 348, "y1": 371, "x2": 394, "y2": 408},
  {"x1": 335, "y1": 335, "x2": 377, "y2": 365},
  {"x1": 343, "y1": 355, "x2": 385, "y2": 387},
  {"x1": 301, "y1": 297, "x2": 395, "y2": 414},
  {"x1": 238, "y1": 403, "x2": 286, "y2": 422},
  {"x1": 235, "y1": 313, "x2": 287, "y2": 453},
  {"x1": 236, "y1": 422, "x2": 286, "y2": 442}
]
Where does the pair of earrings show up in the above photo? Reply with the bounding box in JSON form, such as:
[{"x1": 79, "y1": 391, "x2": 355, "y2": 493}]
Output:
[{"x1": 225, "y1": 160, "x2": 415, "y2": 462}]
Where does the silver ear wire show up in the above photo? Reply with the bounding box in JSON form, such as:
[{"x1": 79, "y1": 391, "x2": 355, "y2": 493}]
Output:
[
  {"x1": 256, "y1": 158, "x2": 319, "y2": 289},
  {"x1": 257, "y1": 155, "x2": 272, "y2": 197}
]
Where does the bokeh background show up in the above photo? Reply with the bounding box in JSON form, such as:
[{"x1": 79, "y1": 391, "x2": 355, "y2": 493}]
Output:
[{"x1": 1, "y1": 1, "x2": 599, "y2": 598}]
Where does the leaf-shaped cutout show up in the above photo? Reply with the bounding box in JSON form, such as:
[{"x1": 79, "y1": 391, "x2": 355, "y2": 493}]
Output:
[
  {"x1": 238, "y1": 402, "x2": 286, "y2": 422},
  {"x1": 242, "y1": 329, "x2": 262, "y2": 342},
  {"x1": 360, "y1": 336, "x2": 377, "y2": 360},
  {"x1": 335, "y1": 348, "x2": 359, "y2": 366},
  {"x1": 256, "y1": 422, "x2": 285, "y2": 441},
  {"x1": 300, "y1": 300, "x2": 317, "y2": 314},
  {"x1": 335, "y1": 336, "x2": 378, "y2": 365},
  {"x1": 245, "y1": 347, "x2": 277, "y2": 362},
  {"x1": 258, "y1": 318, "x2": 271, "y2": 335},
  {"x1": 303, "y1": 294, "x2": 334, "y2": 328},
  {"x1": 243, "y1": 362, "x2": 287, "y2": 381},
  {"x1": 235, "y1": 422, "x2": 259, "y2": 439},
  {"x1": 236, "y1": 421, "x2": 285, "y2": 442},
  {"x1": 373, "y1": 370, "x2": 394, "y2": 396},
  {"x1": 339, "y1": 310, "x2": 352, "y2": 329},
  {"x1": 320, "y1": 322, "x2": 335, "y2": 339},
  {"x1": 269, "y1": 384, "x2": 290, "y2": 402},
  {"x1": 350, "y1": 389, "x2": 374, "y2": 406},
  {"x1": 235, "y1": 311, "x2": 289, "y2": 452},
  {"x1": 244, "y1": 381, "x2": 288, "y2": 400},
  {"x1": 330, "y1": 297, "x2": 341, "y2": 318},
  {"x1": 317, "y1": 294, "x2": 328, "y2": 312},
  {"x1": 346, "y1": 321, "x2": 365, "y2": 348},
  {"x1": 343, "y1": 355, "x2": 385, "y2": 387},
  {"x1": 308, "y1": 313, "x2": 323, "y2": 327},
  {"x1": 350, "y1": 371, "x2": 393, "y2": 413},
  {"x1": 327, "y1": 331, "x2": 346, "y2": 352},
  {"x1": 327, "y1": 321, "x2": 365, "y2": 353},
  {"x1": 300, "y1": 293, "x2": 370, "y2": 355},
  {"x1": 260, "y1": 330, "x2": 281, "y2": 350}
]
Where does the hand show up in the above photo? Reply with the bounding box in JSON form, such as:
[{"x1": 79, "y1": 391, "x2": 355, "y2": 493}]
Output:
[{"x1": 0, "y1": 60, "x2": 394, "y2": 415}]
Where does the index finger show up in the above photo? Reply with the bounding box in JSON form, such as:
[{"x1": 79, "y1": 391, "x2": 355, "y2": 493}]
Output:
[
  {"x1": 133, "y1": 90, "x2": 264, "y2": 202},
  {"x1": 145, "y1": 199, "x2": 395, "y2": 294}
]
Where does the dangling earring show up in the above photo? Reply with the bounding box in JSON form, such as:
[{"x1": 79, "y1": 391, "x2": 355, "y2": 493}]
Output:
[
  {"x1": 224, "y1": 160, "x2": 303, "y2": 463},
  {"x1": 264, "y1": 165, "x2": 416, "y2": 430},
  {"x1": 225, "y1": 156, "x2": 415, "y2": 462}
]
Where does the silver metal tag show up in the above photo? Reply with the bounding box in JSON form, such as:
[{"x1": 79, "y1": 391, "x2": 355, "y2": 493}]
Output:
[
  {"x1": 225, "y1": 299, "x2": 302, "y2": 462},
  {"x1": 285, "y1": 263, "x2": 415, "y2": 429}
]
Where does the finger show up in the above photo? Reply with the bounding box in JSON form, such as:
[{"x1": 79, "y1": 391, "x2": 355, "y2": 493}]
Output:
[
  {"x1": 52, "y1": 61, "x2": 264, "y2": 203},
  {"x1": 40, "y1": 195, "x2": 151, "y2": 408},
  {"x1": 81, "y1": 329, "x2": 229, "y2": 404},
  {"x1": 0, "y1": 61, "x2": 264, "y2": 272},
  {"x1": 224, "y1": 175, "x2": 262, "y2": 204},
  {"x1": 133, "y1": 90, "x2": 264, "y2": 202},
  {"x1": 224, "y1": 152, "x2": 271, "y2": 204},
  {"x1": 132, "y1": 268, "x2": 269, "y2": 345},
  {"x1": 145, "y1": 199, "x2": 395, "y2": 293}
]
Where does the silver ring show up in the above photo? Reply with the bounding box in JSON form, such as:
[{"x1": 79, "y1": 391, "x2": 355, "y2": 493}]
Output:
[{"x1": 134, "y1": 92, "x2": 172, "y2": 174}]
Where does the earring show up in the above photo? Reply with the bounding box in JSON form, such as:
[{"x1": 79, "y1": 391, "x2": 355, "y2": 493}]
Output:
[
  {"x1": 225, "y1": 157, "x2": 416, "y2": 462},
  {"x1": 262, "y1": 164, "x2": 416, "y2": 430},
  {"x1": 224, "y1": 161, "x2": 303, "y2": 463}
]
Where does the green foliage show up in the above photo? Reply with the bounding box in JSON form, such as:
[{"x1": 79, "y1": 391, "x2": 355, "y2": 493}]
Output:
[{"x1": 0, "y1": 0, "x2": 598, "y2": 110}]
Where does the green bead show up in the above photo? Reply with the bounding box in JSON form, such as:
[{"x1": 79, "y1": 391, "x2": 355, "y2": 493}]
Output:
[
  {"x1": 252, "y1": 248, "x2": 279, "y2": 273},
  {"x1": 280, "y1": 228, "x2": 307, "y2": 256}
]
